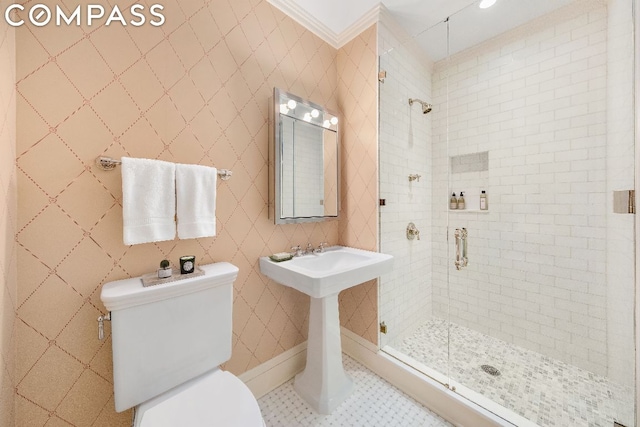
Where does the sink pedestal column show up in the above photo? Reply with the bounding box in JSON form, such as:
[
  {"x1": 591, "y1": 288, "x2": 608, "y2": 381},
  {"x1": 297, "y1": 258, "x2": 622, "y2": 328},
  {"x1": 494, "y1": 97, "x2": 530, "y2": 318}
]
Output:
[{"x1": 294, "y1": 293, "x2": 353, "y2": 414}]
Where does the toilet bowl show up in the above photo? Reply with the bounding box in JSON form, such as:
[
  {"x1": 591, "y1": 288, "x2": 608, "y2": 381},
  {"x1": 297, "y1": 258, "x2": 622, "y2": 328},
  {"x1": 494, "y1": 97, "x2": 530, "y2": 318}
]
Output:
[
  {"x1": 100, "y1": 262, "x2": 265, "y2": 426},
  {"x1": 134, "y1": 369, "x2": 264, "y2": 427}
]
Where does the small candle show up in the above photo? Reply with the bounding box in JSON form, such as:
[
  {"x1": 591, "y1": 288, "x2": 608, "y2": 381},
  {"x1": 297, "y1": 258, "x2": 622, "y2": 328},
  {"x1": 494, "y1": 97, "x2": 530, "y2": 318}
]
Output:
[{"x1": 180, "y1": 256, "x2": 195, "y2": 274}]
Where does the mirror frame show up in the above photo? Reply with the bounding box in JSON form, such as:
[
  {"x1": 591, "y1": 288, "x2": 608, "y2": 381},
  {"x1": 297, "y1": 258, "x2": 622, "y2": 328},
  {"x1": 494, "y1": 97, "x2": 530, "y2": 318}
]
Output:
[{"x1": 270, "y1": 87, "x2": 340, "y2": 225}]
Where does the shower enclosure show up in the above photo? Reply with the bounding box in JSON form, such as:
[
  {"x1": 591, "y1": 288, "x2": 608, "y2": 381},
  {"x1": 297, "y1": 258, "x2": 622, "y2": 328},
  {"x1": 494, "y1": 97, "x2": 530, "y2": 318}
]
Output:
[{"x1": 378, "y1": 1, "x2": 636, "y2": 426}]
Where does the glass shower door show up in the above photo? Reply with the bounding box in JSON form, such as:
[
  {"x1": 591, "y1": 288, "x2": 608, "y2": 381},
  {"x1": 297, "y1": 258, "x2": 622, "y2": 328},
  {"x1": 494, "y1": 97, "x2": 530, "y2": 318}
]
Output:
[
  {"x1": 378, "y1": 17, "x2": 451, "y2": 387},
  {"x1": 442, "y1": 1, "x2": 637, "y2": 426}
]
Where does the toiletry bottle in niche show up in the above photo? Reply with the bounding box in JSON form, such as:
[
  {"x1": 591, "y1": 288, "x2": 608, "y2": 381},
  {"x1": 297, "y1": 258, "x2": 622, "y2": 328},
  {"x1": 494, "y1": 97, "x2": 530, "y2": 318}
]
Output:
[
  {"x1": 450, "y1": 193, "x2": 457, "y2": 210},
  {"x1": 458, "y1": 192, "x2": 465, "y2": 210},
  {"x1": 480, "y1": 190, "x2": 488, "y2": 210}
]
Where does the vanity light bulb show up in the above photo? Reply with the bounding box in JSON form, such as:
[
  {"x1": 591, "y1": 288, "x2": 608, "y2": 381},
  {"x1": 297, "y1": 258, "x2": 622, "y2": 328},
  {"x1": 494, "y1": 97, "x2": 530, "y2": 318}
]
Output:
[
  {"x1": 330, "y1": 117, "x2": 338, "y2": 125},
  {"x1": 303, "y1": 113, "x2": 312, "y2": 122},
  {"x1": 287, "y1": 99, "x2": 297, "y2": 109},
  {"x1": 323, "y1": 120, "x2": 331, "y2": 128},
  {"x1": 279, "y1": 104, "x2": 289, "y2": 114},
  {"x1": 311, "y1": 109, "x2": 319, "y2": 118}
]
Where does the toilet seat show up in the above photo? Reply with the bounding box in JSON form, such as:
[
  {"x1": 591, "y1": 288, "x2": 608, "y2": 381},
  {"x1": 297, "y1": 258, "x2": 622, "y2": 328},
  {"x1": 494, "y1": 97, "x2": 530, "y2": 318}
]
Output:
[{"x1": 135, "y1": 369, "x2": 265, "y2": 427}]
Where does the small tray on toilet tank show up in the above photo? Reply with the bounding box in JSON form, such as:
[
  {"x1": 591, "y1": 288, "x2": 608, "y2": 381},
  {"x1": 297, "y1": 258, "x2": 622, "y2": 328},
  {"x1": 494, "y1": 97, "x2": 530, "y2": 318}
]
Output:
[{"x1": 141, "y1": 267, "x2": 205, "y2": 287}]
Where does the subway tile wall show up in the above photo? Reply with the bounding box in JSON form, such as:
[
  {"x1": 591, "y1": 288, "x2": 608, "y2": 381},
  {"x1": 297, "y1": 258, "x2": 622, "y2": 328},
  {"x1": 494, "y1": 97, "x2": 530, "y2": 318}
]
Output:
[
  {"x1": 0, "y1": 14, "x2": 17, "y2": 427},
  {"x1": 378, "y1": 15, "x2": 433, "y2": 348},
  {"x1": 431, "y1": 1, "x2": 615, "y2": 376}
]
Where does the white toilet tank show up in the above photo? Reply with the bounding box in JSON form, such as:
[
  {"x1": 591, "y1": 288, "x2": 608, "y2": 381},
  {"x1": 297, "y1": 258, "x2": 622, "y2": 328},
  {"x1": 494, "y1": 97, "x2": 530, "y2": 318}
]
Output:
[{"x1": 100, "y1": 262, "x2": 239, "y2": 412}]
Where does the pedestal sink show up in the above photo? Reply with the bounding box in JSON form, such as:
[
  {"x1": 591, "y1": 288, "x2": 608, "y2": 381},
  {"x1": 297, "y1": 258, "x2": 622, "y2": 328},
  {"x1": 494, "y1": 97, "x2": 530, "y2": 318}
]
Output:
[{"x1": 259, "y1": 246, "x2": 393, "y2": 414}]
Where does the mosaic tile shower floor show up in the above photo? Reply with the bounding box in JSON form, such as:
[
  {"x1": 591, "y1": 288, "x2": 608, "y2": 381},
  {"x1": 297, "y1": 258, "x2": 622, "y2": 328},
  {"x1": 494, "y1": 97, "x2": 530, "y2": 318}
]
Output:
[
  {"x1": 259, "y1": 355, "x2": 453, "y2": 427},
  {"x1": 392, "y1": 318, "x2": 634, "y2": 427}
]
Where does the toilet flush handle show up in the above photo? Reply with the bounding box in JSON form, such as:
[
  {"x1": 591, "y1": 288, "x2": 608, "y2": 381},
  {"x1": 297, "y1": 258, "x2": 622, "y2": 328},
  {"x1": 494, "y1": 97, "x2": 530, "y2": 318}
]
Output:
[{"x1": 97, "y1": 312, "x2": 111, "y2": 340}]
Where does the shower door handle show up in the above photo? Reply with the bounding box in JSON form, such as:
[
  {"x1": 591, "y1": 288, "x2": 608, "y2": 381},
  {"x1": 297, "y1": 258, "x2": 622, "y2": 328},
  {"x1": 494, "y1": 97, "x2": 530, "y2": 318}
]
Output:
[{"x1": 454, "y1": 228, "x2": 468, "y2": 270}]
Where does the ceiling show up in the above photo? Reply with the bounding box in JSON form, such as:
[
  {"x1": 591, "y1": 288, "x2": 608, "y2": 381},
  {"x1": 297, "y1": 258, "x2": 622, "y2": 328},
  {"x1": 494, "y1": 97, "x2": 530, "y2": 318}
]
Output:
[{"x1": 279, "y1": 0, "x2": 575, "y2": 61}]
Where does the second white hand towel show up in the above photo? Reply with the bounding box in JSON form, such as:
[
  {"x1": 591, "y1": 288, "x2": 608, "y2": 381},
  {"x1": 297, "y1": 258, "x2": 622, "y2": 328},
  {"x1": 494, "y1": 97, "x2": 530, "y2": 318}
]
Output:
[
  {"x1": 176, "y1": 163, "x2": 217, "y2": 239},
  {"x1": 121, "y1": 157, "x2": 176, "y2": 245}
]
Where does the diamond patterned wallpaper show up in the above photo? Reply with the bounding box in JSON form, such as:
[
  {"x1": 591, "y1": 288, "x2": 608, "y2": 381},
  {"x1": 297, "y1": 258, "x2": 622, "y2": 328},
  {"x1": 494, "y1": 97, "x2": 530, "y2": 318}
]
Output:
[
  {"x1": 12, "y1": 0, "x2": 380, "y2": 425},
  {"x1": 337, "y1": 25, "x2": 379, "y2": 344},
  {"x1": 0, "y1": 13, "x2": 17, "y2": 427}
]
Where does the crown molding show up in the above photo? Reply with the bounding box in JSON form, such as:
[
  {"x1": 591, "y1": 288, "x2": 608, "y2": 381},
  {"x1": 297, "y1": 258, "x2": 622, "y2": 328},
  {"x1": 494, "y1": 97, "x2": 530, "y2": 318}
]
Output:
[
  {"x1": 267, "y1": 0, "x2": 382, "y2": 49},
  {"x1": 335, "y1": 4, "x2": 382, "y2": 47}
]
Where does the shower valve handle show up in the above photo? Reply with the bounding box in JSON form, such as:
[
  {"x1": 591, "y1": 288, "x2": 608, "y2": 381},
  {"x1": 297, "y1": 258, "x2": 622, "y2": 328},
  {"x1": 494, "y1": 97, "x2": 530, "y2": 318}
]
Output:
[{"x1": 407, "y1": 222, "x2": 420, "y2": 240}]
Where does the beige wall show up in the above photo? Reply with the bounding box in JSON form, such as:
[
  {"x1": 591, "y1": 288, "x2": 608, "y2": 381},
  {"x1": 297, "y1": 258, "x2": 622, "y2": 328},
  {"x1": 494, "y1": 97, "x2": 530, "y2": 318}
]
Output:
[
  {"x1": 13, "y1": 1, "x2": 378, "y2": 426},
  {"x1": 0, "y1": 11, "x2": 17, "y2": 427},
  {"x1": 337, "y1": 25, "x2": 379, "y2": 344}
]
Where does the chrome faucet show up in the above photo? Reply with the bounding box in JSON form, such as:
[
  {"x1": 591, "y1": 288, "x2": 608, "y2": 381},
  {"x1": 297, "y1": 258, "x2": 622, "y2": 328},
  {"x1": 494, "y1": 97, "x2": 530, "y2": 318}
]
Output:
[
  {"x1": 313, "y1": 242, "x2": 328, "y2": 254},
  {"x1": 292, "y1": 242, "x2": 329, "y2": 256}
]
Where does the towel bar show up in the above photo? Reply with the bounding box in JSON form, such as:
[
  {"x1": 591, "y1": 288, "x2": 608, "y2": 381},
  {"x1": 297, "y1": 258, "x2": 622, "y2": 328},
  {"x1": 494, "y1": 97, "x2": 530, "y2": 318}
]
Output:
[{"x1": 95, "y1": 156, "x2": 233, "y2": 181}]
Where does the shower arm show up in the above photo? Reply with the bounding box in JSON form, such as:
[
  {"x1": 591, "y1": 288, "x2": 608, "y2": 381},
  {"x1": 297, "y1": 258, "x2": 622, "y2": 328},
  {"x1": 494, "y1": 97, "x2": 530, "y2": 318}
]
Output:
[{"x1": 408, "y1": 98, "x2": 433, "y2": 114}]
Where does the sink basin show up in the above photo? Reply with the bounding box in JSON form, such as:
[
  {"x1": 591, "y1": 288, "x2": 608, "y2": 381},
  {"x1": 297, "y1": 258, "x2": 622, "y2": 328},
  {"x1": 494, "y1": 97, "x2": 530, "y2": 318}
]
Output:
[
  {"x1": 259, "y1": 246, "x2": 393, "y2": 298},
  {"x1": 259, "y1": 245, "x2": 393, "y2": 414}
]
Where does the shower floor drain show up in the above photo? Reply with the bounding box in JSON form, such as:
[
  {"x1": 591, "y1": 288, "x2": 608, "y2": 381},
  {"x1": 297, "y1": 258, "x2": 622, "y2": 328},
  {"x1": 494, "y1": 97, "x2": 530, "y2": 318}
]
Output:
[{"x1": 481, "y1": 364, "x2": 501, "y2": 377}]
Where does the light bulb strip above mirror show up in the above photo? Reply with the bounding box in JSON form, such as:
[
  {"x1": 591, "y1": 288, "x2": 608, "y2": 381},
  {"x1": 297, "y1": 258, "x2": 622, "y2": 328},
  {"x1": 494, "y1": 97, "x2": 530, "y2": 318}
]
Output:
[{"x1": 277, "y1": 92, "x2": 338, "y2": 130}]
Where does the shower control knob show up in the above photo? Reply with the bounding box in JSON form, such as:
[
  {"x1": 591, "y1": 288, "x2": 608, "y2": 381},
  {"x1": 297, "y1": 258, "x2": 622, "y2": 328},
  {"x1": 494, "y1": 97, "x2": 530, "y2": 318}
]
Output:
[{"x1": 406, "y1": 222, "x2": 420, "y2": 240}]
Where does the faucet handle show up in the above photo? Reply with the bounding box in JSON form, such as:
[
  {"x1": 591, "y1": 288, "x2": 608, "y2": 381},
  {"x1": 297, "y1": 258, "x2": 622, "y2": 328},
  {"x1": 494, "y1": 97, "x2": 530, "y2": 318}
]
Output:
[
  {"x1": 291, "y1": 245, "x2": 302, "y2": 257},
  {"x1": 313, "y1": 242, "x2": 328, "y2": 254},
  {"x1": 306, "y1": 242, "x2": 313, "y2": 252}
]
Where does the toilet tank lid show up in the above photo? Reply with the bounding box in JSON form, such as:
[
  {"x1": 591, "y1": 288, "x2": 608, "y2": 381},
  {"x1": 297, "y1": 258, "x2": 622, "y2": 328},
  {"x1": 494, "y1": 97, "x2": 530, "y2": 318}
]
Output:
[{"x1": 100, "y1": 262, "x2": 238, "y2": 311}]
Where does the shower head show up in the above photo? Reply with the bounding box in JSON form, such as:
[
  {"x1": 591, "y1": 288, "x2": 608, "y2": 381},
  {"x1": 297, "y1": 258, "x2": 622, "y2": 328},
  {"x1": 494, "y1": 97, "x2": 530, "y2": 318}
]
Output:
[{"x1": 408, "y1": 98, "x2": 433, "y2": 114}]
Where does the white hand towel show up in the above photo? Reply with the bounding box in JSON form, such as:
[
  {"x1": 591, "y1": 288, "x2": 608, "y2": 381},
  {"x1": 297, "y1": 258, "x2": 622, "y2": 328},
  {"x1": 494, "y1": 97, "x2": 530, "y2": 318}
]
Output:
[
  {"x1": 176, "y1": 163, "x2": 217, "y2": 239},
  {"x1": 121, "y1": 157, "x2": 176, "y2": 245}
]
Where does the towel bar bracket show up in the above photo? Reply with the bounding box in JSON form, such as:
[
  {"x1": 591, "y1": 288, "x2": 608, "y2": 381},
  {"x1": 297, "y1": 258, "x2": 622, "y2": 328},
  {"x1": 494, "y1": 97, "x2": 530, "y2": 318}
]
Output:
[
  {"x1": 96, "y1": 156, "x2": 120, "y2": 171},
  {"x1": 95, "y1": 156, "x2": 233, "y2": 180},
  {"x1": 217, "y1": 169, "x2": 233, "y2": 181}
]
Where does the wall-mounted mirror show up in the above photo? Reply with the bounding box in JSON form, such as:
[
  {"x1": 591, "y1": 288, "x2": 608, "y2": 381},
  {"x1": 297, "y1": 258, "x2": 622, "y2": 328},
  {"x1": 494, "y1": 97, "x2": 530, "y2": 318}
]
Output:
[{"x1": 270, "y1": 88, "x2": 340, "y2": 224}]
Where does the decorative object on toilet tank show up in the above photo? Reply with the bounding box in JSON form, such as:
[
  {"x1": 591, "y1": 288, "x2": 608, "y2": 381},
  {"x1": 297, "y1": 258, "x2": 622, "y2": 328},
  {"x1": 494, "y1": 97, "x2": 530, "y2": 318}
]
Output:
[
  {"x1": 158, "y1": 259, "x2": 172, "y2": 278},
  {"x1": 180, "y1": 255, "x2": 195, "y2": 274}
]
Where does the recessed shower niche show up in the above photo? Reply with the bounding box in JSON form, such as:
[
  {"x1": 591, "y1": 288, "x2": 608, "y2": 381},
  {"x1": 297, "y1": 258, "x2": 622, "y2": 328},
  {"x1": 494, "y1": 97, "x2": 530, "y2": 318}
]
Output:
[{"x1": 449, "y1": 151, "x2": 488, "y2": 212}]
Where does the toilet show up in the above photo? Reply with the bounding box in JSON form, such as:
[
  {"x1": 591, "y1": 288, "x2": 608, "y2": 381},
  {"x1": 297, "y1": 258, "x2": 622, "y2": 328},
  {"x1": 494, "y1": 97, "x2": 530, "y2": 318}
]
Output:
[{"x1": 100, "y1": 262, "x2": 265, "y2": 427}]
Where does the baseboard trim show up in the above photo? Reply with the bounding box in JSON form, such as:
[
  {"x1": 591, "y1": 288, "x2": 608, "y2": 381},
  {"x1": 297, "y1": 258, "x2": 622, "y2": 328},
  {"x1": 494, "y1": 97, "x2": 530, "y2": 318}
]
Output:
[{"x1": 238, "y1": 341, "x2": 307, "y2": 399}]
